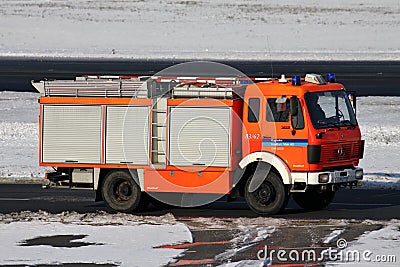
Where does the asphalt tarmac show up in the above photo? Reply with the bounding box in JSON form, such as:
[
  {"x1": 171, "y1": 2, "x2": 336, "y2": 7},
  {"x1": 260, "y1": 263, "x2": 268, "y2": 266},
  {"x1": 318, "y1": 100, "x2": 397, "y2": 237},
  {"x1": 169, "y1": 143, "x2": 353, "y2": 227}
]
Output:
[
  {"x1": 1, "y1": 57, "x2": 399, "y2": 96},
  {"x1": 0, "y1": 184, "x2": 399, "y2": 220}
]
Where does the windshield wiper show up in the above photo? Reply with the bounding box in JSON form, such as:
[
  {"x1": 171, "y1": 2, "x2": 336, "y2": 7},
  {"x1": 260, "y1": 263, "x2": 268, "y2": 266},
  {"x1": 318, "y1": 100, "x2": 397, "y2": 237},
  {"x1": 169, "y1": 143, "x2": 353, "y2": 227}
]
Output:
[
  {"x1": 325, "y1": 121, "x2": 341, "y2": 129},
  {"x1": 340, "y1": 119, "x2": 357, "y2": 128}
]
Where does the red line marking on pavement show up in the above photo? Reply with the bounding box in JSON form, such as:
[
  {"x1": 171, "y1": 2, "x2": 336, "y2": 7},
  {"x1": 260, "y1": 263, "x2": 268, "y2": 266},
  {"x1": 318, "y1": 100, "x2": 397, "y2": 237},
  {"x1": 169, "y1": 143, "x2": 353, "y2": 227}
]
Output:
[
  {"x1": 156, "y1": 240, "x2": 230, "y2": 249},
  {"x1": 169, "y1": 259, "x2": 215, "y2": 266}
]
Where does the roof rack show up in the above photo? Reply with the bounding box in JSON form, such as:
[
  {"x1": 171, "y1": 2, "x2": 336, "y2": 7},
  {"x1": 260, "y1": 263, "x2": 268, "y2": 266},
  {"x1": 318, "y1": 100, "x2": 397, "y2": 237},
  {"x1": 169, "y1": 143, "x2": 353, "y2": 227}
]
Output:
[
  {"x1": 32, "y1": 76, "x2": 148, "y2": 98},
  {"x1": 32, "y1": 75, "x2": 255, "y2": 99}
]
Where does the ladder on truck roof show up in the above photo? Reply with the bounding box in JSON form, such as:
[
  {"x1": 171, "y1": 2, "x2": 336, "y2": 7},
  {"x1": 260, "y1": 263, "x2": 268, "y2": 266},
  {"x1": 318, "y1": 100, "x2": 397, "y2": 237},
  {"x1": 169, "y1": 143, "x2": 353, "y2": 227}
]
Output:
[{"x1": 32, "y1": 75, "x2": 255, "y2": 99}]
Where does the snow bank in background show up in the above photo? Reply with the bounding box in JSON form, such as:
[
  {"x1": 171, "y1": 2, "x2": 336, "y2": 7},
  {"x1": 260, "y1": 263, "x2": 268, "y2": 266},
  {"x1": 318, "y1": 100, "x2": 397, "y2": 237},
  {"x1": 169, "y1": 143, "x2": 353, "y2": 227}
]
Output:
[
  {"x1": 357, "y1": 97, "x2": 400, "y2": 189},
  {"x1": 0, "y1": 92, "x2": 399, "y2": 189},
  {"x1": 0, "y1": 121, "x2": 41, "y2": 179},
  {"x1": 0, "y1": 212, "x2": 192, "y2": 267},
  {"x1": 0, "y1": 91, "x2": 39, "y2": 123},
  {"x1": 0, "y1": 0, "x2": 399, "y2": 60},
  {"x1": 0, "y1": 91, "x2": 48, "y2": 180}
]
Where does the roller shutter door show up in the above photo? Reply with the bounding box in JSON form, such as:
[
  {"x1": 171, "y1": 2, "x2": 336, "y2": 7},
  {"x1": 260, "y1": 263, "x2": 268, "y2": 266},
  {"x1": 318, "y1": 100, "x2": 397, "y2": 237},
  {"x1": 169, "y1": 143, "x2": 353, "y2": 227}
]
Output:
[
  {"x1": 42, "y1": 105, "x2": 102, "y2": 163},
  {"x1": 169, "y1": 107, "x2": 231, "y2": 167},
  {"x1": 106, "y1": 106, "x2": 150, "y2": 165}
]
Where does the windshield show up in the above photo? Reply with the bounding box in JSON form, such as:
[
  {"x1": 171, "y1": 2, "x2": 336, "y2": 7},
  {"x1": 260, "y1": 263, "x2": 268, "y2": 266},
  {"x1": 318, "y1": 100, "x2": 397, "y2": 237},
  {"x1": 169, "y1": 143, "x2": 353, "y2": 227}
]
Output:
[{"x1": 305, "y1": 91, "x2": 357, "y2": 129}]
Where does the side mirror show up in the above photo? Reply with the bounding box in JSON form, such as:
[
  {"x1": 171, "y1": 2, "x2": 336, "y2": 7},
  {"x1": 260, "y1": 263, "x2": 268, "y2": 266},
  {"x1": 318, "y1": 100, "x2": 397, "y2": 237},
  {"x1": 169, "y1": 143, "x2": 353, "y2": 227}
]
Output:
[{"x1": 290, "y1": 96, "x2": 299, "y2": 116}]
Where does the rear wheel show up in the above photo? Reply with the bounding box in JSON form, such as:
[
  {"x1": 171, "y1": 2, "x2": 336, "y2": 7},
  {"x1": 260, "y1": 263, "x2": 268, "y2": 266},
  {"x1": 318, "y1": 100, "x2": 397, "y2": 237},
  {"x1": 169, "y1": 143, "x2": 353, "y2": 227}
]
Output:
[
  {"x1": 293, "y1": 187, "x2": 335, "y2": 211},
  {"x1": 101, "y1": 170, "x2": 146, "y2": 213},
  {"x1": 245, "y1": 171, "x2": 288, "y2": 215}
]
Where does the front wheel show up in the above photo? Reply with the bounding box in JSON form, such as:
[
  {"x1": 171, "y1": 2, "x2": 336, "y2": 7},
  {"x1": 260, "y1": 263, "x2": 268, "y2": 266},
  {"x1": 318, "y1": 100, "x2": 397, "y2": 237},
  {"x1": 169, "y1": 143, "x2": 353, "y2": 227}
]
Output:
[
  {"x1": 293, "y1": 187, "x2": 335, "y2": 211},
  {"x1": 245, "y1": 172, "x2": 288, "y2": 215},
  {"x1": 101, "y1": 170, "x2": 145, "y2": 213}
]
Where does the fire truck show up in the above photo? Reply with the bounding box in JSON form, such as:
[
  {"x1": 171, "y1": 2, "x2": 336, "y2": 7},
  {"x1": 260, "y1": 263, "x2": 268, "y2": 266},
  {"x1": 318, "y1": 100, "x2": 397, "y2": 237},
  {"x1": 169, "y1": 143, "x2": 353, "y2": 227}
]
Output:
[{"x1": 32, "y1": 71, "x2": 364, "y2": 215}]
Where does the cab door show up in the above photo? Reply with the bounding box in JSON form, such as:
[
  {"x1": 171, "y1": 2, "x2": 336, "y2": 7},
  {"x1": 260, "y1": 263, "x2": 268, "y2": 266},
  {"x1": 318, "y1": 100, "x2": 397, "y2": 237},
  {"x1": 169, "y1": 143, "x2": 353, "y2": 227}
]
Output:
[
  {"x1": 242, "y1": 96, "x2": 263, "y2": 155},
  {"x1": 262, "y1": 96, "x2": 308, "y2": 171}
]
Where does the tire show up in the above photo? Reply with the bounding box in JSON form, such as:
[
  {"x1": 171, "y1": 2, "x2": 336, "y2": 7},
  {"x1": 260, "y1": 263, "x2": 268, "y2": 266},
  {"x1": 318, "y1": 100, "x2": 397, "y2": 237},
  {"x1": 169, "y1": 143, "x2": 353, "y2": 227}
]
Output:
[
  {"x1": 293, "y1": 187, "x2": 335, "y2": 211},
  {"x1": 101, "y1": 170, "x2": 145, "y2": 213},
  {"x1": 245, "y1": 171, "x2": 288, "y2": 215}
]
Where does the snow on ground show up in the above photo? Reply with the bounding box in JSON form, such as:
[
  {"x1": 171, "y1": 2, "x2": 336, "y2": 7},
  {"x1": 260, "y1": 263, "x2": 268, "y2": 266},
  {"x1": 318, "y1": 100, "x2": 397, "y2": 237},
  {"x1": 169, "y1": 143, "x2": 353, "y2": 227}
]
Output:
[
  {"x1": 0, "y1": 210, "x2": 181, "y2": 226},
  {"x1": 181, "y1": 216, "x2": 287, "y2": 231},
  {"x1": 218, "y1": 260, "x2": 265, "y2": 267},
  {"x1": 219, "y1": 221, "x2": 400, "y2": 267},
  {"x1": 0, "y1": 212, "x2": 192, "y2": 267},
  {"x1": 0, "y1": 0, "x2": 399, "y2": 60},
  {"x1": 326, "y1": 220, "x2": 400, "y2": 266},
  {"x1": 0, "y1": 211, "x2": 287, "y2": 267},
  {"x1": 0, "y1": 211, "x2": 398, "y2": 267},
  {"x1": 0, "y1": 91, "x2": 399, "y2": 189},
  {"x1": 214, "y1": 225, "x2": 276, "y2": 262},
  {"x1": 323, "y1": 229, "x2": 346, "y2": 244}
]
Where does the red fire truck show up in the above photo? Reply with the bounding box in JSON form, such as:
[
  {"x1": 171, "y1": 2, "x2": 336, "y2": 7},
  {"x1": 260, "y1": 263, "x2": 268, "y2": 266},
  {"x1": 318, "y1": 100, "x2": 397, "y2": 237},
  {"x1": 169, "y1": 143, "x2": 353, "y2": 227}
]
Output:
[{"x1": 32, "y1": 71, "x2": 364, "y2": 215}]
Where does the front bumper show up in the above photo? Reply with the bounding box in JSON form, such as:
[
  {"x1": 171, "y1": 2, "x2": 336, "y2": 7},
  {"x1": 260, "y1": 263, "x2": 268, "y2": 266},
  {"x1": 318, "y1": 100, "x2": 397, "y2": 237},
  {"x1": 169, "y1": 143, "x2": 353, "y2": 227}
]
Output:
[{"x1": 305, "y1": 167, "x2": 363, "y2": 185}]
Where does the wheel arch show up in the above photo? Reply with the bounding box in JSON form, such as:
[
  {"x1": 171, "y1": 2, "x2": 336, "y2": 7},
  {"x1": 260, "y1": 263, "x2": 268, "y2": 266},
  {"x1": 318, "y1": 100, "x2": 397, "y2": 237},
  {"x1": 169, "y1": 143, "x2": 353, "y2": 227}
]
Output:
[{"x1": 238, "y1": 151, "x2": 292, "y2": 185}]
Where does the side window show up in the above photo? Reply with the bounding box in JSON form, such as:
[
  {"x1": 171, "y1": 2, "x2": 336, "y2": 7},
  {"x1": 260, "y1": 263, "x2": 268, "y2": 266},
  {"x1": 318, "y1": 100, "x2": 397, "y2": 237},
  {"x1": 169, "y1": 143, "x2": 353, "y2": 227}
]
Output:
[
  {"x1": 247, "y1": 98, "x2": 260, "y2": 122},
  {"x1": 291, "y1": 97, "x2": 305, "y2": 129},
  {"x1": 266, "y1": 98, "x2": 290, "y2": 122}
]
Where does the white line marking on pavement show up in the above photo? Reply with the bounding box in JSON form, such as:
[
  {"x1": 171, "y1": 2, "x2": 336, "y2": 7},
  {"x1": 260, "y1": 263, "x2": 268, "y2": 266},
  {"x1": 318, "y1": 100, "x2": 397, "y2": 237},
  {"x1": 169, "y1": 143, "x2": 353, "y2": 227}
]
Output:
[
  {"x1": 0, "y1": 198, "x2": 30, "y2": 201},
  {"x1": 332, "y1": 202, "x2": 391, "y2": 206}
]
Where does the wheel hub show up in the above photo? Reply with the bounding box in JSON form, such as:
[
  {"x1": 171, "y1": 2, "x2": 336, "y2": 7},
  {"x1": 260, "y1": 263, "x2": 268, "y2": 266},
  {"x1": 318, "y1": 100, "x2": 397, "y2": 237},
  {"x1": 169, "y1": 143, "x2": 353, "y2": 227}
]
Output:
[
  {"x1": 115, "y1": 181, "x2": 132, "y2": 201},
  {"x1": 256, "y1": 183, "x2": 275, "y2": 204}
]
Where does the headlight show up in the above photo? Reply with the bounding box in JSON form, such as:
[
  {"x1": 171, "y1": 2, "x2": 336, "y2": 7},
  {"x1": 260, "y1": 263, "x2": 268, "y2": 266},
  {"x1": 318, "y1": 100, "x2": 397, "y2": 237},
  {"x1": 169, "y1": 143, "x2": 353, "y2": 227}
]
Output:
[
  {"x1": 355, "y1": 169, "x2": 363, "y2": 180},
  {"x1": 318, "y1": 173, "x2": 330, "y2": 183}
]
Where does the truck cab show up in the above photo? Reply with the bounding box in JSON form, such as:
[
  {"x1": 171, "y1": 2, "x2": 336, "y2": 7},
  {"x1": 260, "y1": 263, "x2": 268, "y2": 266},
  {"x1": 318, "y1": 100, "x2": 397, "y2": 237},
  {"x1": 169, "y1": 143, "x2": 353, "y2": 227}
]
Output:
[{"x1": 239, "y1": 74, "x2": 364, "y2": 214}]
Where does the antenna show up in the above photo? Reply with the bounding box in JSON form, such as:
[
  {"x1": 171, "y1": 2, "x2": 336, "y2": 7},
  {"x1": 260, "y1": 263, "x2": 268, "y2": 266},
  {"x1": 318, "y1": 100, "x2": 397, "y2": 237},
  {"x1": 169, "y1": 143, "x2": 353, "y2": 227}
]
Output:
[{"x1": 266, "y1": 35, "x2": 274, "y2": 79}]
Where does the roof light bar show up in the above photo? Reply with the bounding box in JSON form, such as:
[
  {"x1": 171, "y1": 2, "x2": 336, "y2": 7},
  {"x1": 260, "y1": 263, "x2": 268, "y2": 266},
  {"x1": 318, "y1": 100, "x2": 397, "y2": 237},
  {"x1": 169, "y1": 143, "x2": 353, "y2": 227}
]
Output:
[
  {"x1": 305, "y1": 74, "x2": 326, "y2": 85},
  {"x1": 292, "y1": 75, "x2": 301, "y2": 86},
  {"x1": 326, "y1": 73, "x2": 336, "y2": 83}
]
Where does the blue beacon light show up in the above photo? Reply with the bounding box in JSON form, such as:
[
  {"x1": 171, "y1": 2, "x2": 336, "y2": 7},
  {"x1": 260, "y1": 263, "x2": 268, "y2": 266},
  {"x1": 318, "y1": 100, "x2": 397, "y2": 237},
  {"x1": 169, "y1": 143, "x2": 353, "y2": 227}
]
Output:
[
  {"x1": 292, "y1": 75, "x2": 301, "y2": 86},
  {"x1": 326, "y1": 73, "x2": 336, "y2": 82}
]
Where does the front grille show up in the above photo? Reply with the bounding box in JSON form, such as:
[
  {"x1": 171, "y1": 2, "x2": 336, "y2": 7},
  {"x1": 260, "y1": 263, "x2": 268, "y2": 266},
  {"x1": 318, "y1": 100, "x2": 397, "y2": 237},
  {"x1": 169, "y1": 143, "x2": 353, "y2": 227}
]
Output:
[{"x1": 320, "y1": 142, "x2": 360, "y2": 163}]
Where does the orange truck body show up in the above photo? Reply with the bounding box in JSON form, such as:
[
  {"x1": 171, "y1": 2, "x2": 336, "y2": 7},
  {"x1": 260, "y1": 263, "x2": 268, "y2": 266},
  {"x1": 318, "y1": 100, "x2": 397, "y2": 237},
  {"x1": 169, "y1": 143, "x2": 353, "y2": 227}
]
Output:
[{"x1": 33, "y1": 73, "x2": 364, "y2": 214}]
